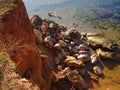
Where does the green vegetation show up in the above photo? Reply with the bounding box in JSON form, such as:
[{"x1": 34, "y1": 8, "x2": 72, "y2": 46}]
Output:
[
  {"x1": 0, "y1": 0, "x2": 16, "y2": 16},
  {"x1": 0, "y1": 52, "x2": 10, "y2": 81}
]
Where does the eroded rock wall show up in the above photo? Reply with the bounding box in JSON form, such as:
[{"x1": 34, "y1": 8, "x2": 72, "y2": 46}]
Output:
[{"x1": 0, "y1": 0, "x2": 55, "y2": 90}]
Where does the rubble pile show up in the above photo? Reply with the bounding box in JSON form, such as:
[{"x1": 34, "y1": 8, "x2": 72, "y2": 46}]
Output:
[{"x1": 31, "y1": 15, "x2": 119, "y2": 90}]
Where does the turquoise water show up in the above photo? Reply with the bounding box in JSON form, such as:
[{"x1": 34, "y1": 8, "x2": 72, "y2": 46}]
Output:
[{"x1": 23, "y1": 0, "x2": 120, "y2": 32}]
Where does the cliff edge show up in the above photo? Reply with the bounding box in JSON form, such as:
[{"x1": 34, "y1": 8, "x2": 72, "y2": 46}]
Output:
[{"x1": 0, "y1": 0, "x2": 55, "y2": 90}]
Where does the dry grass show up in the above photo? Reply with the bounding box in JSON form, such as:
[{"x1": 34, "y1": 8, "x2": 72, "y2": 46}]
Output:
[{"x1": 0, "y1": 0, "x2": 16, "y2": 16}]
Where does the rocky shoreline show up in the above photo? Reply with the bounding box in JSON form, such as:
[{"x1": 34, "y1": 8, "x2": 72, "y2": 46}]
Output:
[{"x1": 31, "y1": 15, "x2": 120, "y2": 90}]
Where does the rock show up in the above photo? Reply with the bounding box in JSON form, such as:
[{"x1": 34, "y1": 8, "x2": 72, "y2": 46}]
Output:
[
  {"x1": 57, "y1": 65, "x2": 63, "y2": 71},
  {"x1": 96, "y1": 48, "x2": 120, "y2": 60},
  {"x1": 71, "y1": 46, "x2": 78, "y2": 53},
  {"x1": 64, "y1": 56, "x2": 84, "y2": 68},
  {"x1": 90, "y1": 54, "x2": 99, "y2": 64},
  {"x1": 42, "y1": 21, "x2": 49, "y2": 29},
  {"x1": 40, "y1": 25, "x2": 47, "y2": 34},
  {"x1": 31, "y1": 15, "x2": 42, "y2": 29},
  {"x1": 93, "y1": 66, "x2": 103, "y2": 75},
  {"x1": 54, "y1": 43, "x2": 62, "y2": 50},
  {"x1": 78, "y1": 44, "x2": 89, "y2": 51},
  {"x1": 43, "y1": 36, "x2": 53, "y2": 48},
  {"x1": 59, "y1": 40, "x2": 67, "y2": 47},
  {"x1": 77, "y1": 54, "x2": 90, "y2": 62},
  {"x1": 34, "y1": 29, "x2": 43, "y2": 44},
  {"x1": 76, "y1": 67, "x2": 87, "y2": 76},
  {"x1": 70, "y1": 41, "x2": 75, "y2": 46},
  {"x1": 71, "y1": 46, "x2": 79, "y2": 54},
  {"x1": 81, "y1": 32, "x2": 88, "y2": 42},
  {"x1": 88, "y1": 35, "x2": 117, "y2": 50},
  {"x1": 52, "y1": 71, "x2": 65, "y2": 81},
  {"x1": 69, "y1": 29, "x2": 81, "y2": 39},
  {"x1": 62, "y1": 67, "x2": 71, "y2": 74},
  {"x1": 78, "y1": 51, "x2": 88, "y2": 54},
  {"x1": 60, "y1": 48, "x2": 67, "y2": 58},
  {"x1": 49, "y1": 23, "x2": 57, "y2": 29},
  {"x1": 87, "y1": 32, "x2": 100, "y2": 37},
  {"x1": 66, "y1": 70, "x2": 86, "y2": 89},
  {"x1": 73, "y1": 53, "x2": 79, "y2": 58}
]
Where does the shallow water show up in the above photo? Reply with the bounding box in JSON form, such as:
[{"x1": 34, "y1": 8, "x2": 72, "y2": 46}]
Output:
[
  {"x1": 23, "y1": 0, "x2": 120, "y2": 32},
  {"x1": 23, "y1": 0, "x2": 120, "y2": 89}
]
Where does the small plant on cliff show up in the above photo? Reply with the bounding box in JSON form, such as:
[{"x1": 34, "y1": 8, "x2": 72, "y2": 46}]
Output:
[
  {"x1": 0, "y1": 0, "x2": 16, "y2": 16},
  {"x1": 0, "y1": 52, "x2": 40, "y2": 90}
]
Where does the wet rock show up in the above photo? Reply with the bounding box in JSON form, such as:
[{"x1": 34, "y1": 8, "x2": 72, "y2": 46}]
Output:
[
  {"x1": 90, "y1": 53, "x2": 99, "y2": 64},
  {"x1": 93, "y1": 66, "x2": 103, "y2": 75},
  {"x1": 81, "y1": 32, "x2": 88, "y2": 42},
  {"x1": 87, "y1": 32, "x2": 100, "y2": 37},
  {"x1": 96, "y1": 48, "x2": 120, "y2": 60},
  {"x1": 77, "y1": 54, "x2": 90, "y2": 62},
  {"x1": 49, "y1": 23, "x2": 57, "y2": 30},
  {"x1": 78, "y1": 44, "x2": 89, "y2": 51},
  {"x1": 31, "y1": 15, "x2": 42, "y2": 29},
  {"x1": 88, "y1": 35, "x2": 118, "y2": 50},
  {"x1": 69, "y1": 29, "x2": 81, "y2": 39},
  {"x1": 65, "y1": 56, "x2": 84, "y2": 68}
]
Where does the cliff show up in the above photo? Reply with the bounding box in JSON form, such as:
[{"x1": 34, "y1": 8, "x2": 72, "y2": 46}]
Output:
[{"x1": 0, "y1": 0, "x2": 55, "y2": 90}]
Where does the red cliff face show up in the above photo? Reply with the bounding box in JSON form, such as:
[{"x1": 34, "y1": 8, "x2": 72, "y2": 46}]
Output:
[{"x1": 0, "y1": 0, "x2": 55, "y2": 90}]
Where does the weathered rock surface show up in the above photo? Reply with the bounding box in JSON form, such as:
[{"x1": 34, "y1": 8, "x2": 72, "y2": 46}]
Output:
[
  {"x1": 0, "y1": 0, "x2": 56, "y2": 90},
  {"x1": 65, "y1": 56, "x2": 84, "y2": 68},
  {"x1": 88, "y1": 33, "x2": 120, "y2": 60},
  {"x1": 96, "y1": 48, "x2": 120, "y2": 60}
]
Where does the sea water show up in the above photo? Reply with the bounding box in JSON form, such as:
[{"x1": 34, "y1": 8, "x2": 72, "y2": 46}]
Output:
[{"x1": 23, "y1": 0, "x2": 120, "y2": 32}]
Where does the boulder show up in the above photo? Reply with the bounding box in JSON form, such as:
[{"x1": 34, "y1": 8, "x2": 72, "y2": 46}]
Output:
[
  {"x1": 31, "y1": 15, "x2": 42, "y2": 29},
  {"x1": 64, "y1": 56, "x2": 84, "y2": 68},
  {"x1": 90, "y1": 54, "x2": 99, "y2": 64},
  {"x1": 59, "y1": 40, "x2": 67, "y2": 47},
  {"x1": 43, "y1": 36, "x2": 53, "y2": 48},
  {"x1": 77, "y1": 54, "x2": 90, "y2": 62},
  {"x1": 96, "y1": 48, "x2": 120, "y2": 60},
  {"x1": 88, "y1": 35, "x2": 117, "y2": 50},
  {"x1": 93, "y1": 66, "x2": 103, "y2": 75},
  {"x1": 78, "y1": 44, "x2": 89, "y2": 51},
  {"x1": 66, "y1": 70, "x2": 86, "y2": 89},
  {"x1": 69, "y1": 29, "x2": 81, "y2": 39}
]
